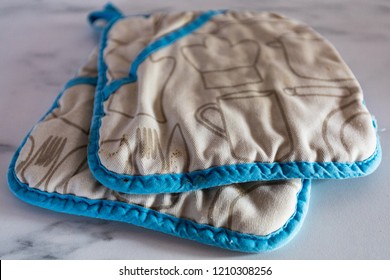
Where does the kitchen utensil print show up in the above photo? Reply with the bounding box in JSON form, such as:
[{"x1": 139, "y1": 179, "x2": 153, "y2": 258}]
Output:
[
  {"x1": 207, "y1": 182, "x2": 260, "y2": 228},
  {"x1": 106, "y1": 55, "x2": 176, "y2": 123},
  {"x1": 181, "y1": 37, "x2": 263, "y2": 89},
  {"x1": 16, "y1": 135, "x2": 66, "y2": 187},
  {"x1": 278, "y1": 84, "x2": 374, "y2": 161},
  {"x1": 101, "y1": 123, "x2": 190, "y2": 175},
  {"x1": 51, "y1": 86, "x2": 95, "y2": 135},
  {"x1": 207, "y1": 180, "x2": 301, "y2": 234},
  {"x1": 267, "y1": 26, "x2": 354, "y2": 81},
  {"x1": 322, "y1": 99, "x2": 376, "y2": 161},
  {"x1": 196, "y1": 90, "x2": 293, "y2": 162},
  {"x1": 16, "y1": 134, "x2": 88, "y2": 192},
  {"x1": 112, "y1": 191, "x2": 182, "y2": 212},
  {"x1": 104, "y1": 36, "x2": 150, "y2": 80},
  {"x1": 133, "y1": 124, "x2": 190, "y2": 174},
  {"x1": 133, "y1": 127, "x2": 166, "y2": 174},
  {"x1": 283, "y1": 85, "x2": 355, "y2": 97},
  {"x1": 15, "y1": 87, "x2": 95, "y2": 192}
]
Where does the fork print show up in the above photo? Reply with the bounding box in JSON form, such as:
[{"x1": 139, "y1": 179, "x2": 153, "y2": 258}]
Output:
[
  {"x1": 34, "y1": 136, "x2": 67, "y2": 167},
  {"x1": 134, "y1": 127, "x2": 166, "y2": 174},
  {"x1": 132, "y1": 125, "x2": 190, "y2": 175},
  {"x1": 18, "y1": 135, "x2": 67, "y2": 188}
]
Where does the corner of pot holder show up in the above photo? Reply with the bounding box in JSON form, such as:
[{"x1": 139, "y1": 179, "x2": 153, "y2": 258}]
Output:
[
  {"x1": 7, "y1": 43, "x2": 311, "y2": 253},
  {"x1": 85, "y1": 5, "x2": 381, "y2": 194}
]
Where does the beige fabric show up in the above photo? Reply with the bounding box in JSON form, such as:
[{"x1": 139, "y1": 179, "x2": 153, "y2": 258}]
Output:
[
  {"x1": 14, "y1": 52, "x2": 303, "y2": 236},
  {"x1": 98, "y1": 11, "x2": 377, "y2": 176}
]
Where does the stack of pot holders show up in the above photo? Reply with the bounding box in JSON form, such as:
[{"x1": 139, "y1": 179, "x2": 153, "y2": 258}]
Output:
[{"x1": 7, "y1": 4, "x2": 381, "y2": 253}]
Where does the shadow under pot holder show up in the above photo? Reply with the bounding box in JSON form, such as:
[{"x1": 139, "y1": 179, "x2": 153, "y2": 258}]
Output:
[
  {"x1": 87, "y1": 7, "x2": 381, "y2": 194},
  {"x1": 8, "y1": 51, "x2": 310, "y2": 252}
]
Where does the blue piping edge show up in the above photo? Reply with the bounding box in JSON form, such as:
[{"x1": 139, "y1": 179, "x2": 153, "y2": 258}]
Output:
[
  {"x1": 35, "y1": 76, "x2": 98, "y2": 124},
  {"x1": 7, "y1": 162, "x2": 310, "y2": 253},
  {"x1": 88, "y1": 2, "x2": 123, "y2": 31},
  {"x1": 6, "y1": 73, "x2": 310, "y2": 252},
  {"x1": 87, "y1": 10, "x2": 381, "y2": 194},
  {"x1": 128, "y1": 10, "x2": 224, "y2": 78},
  {"x1": 7, "y1": 98, "x2": 310, "y2": 253},
  {"x1": 5, "y1": 6, "x2": 311, "y2": 253}
]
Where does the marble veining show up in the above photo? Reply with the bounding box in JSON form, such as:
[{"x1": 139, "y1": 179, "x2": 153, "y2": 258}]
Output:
[
  {"x1": 0, "y1": 0, "x2": 389, "y2": 259},
  {"x1": 0, "y1": 144, "x2": 17, "y2": 153},
  {"x1": 0, "y1": 220, "x2": 114, "y2": 259}
]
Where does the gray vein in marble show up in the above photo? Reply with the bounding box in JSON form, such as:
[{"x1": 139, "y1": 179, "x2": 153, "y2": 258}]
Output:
[
  {"x1": 0, "y1": 220, "x2": 114, "y2": 259},
  {"x1": 0, "y1": 144, "x2": 17, "y2": 153}
]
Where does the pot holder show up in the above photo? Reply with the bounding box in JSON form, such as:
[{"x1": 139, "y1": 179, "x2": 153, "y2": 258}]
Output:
[
  {"x1": 7, "y1": 48, "x2": 310, "y2": 253},
  {"x1": 87, "y1": 5, "x2": 381, "y2": 194}
]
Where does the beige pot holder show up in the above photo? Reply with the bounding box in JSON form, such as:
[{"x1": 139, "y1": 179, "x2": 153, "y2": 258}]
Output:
[
  {"x1": 86, "y1": 6, "x2": 381, "y2": 194},
  {"x1": 7, "y1": 3, "x2": 380, "y2": 253},
  {"x1": 8, "y1": 47, "x2": 310, "y2": 252}
]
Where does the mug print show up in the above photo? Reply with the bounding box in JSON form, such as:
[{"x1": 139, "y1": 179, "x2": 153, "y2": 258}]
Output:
[
  {"x1": 266, "y1": 26, "x2": 354, "y2": 81},
  {"x1": 195, "y1": 90, "x2": 293, "y2": 161}
]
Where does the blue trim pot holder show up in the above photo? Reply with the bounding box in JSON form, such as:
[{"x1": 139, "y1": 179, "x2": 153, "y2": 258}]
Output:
[
  {"x1": 87, "y1": 5, "x2": 381, "y2": 194},
  {"x1": 7, "y1": 50, "x2": 310, "y2": 252},
  {"x1": 7, "y1": 3, "x2": 380, "y2": 253}
]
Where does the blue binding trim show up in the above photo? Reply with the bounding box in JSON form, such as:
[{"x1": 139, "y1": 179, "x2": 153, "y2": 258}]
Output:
[
  {"x1": 98, "y1": 10, "x2": 224, "y2": 101},
  {"x1": 65, "y1": 76, "x2": 98, "y2": 88},
  {"x1": 128, "y1": 10, "x2": 224, "y2": 78},
  {"x1": 10, "y1": 76, "x2": 98, "y2": 148},
  {"x1": 7, "y1": 95, "x2": 310, "y2": 252},
  {"x1": 35, "y1": 76, "x2": 98, "y2": 124},
  {"x1": 7, "y1": 71, "x2": 310, "y2": 252},
  {"x1": 7, "y1": 162, "x2": 310, "y2": 253},
  {"x1": 90, "y1": 139, "x2": 381, "y2": 194},
  {"x1": 6, "y1": 5, "x2": 310, "y2": 253},
  {"x1": 102, "y1": 77, "x2": 135, "y2": 100},
  {"x1": 87, "y1": 8, "x2": 381, "y2": 194},
  {"x1": 88, "y1": 2, "x2": 123, "y2": 30}
]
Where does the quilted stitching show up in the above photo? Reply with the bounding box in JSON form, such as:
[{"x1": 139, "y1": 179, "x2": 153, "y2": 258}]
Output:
[
  {"x1": 88, "y1": 12, "x2": 381, "y2": 194},
  {"x1": 8, "y1": 161, "x2": 310, "y2": 252}
]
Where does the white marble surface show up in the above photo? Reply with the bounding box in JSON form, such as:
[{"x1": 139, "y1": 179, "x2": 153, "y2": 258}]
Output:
[{"x1": 0, "y1": 0, "x2": 389, "y2": 259}]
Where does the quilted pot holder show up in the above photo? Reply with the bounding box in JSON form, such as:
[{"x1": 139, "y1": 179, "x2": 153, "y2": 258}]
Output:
[
  {"x1": 86, "y1": 5, "x2": 381, "y2": 194},
  {"x1": 7, "y1": 47, "x2": 310, "y2": 252},
  {"x1": 7, "y1": 3, "x2": 381, "y2": 253}
]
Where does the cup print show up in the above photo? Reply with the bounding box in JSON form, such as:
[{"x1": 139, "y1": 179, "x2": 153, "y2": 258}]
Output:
[{"x1": 196, "y1": 90, "x2": 292, "y2": 161}]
